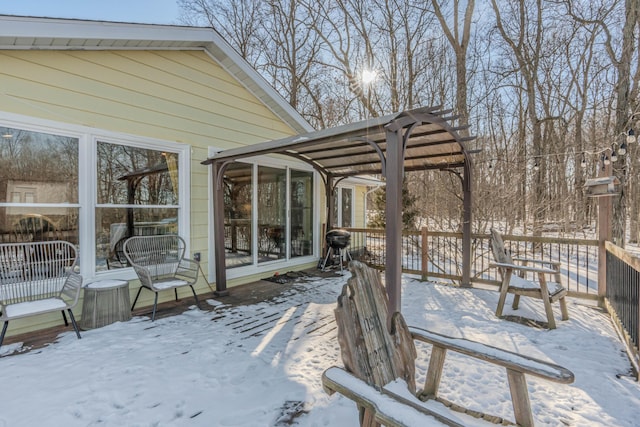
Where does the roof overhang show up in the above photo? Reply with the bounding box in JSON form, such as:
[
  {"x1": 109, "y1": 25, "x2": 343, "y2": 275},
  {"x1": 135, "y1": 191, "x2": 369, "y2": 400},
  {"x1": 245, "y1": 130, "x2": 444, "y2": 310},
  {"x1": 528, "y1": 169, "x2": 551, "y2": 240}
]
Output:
[{"x1": 0, "y1": 14, "x2": 313, "y2": 134}]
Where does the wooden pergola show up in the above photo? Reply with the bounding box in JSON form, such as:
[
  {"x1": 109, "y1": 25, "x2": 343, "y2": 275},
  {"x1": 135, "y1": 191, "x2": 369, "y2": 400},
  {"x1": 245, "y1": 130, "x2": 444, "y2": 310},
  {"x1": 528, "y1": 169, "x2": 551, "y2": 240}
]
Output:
[{"x1": 202, "y1": 106, "x2": 476, "y2": 315}]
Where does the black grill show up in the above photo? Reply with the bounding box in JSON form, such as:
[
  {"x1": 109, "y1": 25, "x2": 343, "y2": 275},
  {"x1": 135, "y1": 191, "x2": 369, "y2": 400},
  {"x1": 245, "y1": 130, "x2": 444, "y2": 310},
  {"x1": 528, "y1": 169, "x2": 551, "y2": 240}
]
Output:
[{"x1": 326, "y1": 229, "x2": 351, "y2": 249}]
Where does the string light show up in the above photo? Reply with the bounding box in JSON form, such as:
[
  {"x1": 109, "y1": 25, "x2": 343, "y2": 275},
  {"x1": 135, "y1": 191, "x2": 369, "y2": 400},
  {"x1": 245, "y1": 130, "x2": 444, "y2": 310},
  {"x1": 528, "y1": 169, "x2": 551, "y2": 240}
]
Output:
[
  {"x1": 627, "y1": 128, "x2": 636, "y2": 144},
  {"x1": 480, "y1": 127, "x2": 634, "y2": 171},
  {"x1": 619, "y1": 141, "x2": 627, "y2": 155},
  {"x1": 479, "y1": 113, "x2": 635, "y2": 171}
]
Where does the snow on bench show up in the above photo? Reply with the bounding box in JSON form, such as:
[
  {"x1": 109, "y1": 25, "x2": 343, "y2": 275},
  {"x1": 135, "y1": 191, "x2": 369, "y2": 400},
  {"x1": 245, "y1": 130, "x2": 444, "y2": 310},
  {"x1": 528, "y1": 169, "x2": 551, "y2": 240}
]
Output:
[{"x1": 322, "y1": 260, "x2": 575, "y2": 427}]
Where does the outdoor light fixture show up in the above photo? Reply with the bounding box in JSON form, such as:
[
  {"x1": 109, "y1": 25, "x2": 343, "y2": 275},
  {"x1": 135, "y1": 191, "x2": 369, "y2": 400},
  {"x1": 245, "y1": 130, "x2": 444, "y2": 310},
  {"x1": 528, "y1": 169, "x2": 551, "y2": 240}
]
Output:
[
  {"x1": 627, "y1": 128, "x2": 636, "y2": 144},
  {"x1": 619, "y1": 141, "x2": 627, "y2": 155},
  {"x1": 1, "y1": 133, "x2": 12, "y2": 138},
  {"x1": 611, "y1": 147, "x2": 618, "y2": 162}
]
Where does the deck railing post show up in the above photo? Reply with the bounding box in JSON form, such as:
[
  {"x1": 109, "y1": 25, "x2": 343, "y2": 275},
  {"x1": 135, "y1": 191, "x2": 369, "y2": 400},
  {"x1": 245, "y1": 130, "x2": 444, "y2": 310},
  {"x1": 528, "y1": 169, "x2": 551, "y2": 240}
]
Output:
[
  {"x1": 421, "y1": 226, "x2": 429, "y2": 281},
  {"x1": 597, "y1": 192, "x2": 613, "y2": 304}
]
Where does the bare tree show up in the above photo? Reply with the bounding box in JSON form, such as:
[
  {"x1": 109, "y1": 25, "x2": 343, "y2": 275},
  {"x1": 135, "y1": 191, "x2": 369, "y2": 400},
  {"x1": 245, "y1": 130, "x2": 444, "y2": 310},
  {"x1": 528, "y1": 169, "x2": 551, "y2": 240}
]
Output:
[
  {"x1": 176, "y1": 0, "x2": 638, "y2": 241},
  {"x1": 563, "y1": 0, "x2": 640, "y2": 246},
  {"x1": 429, "y1": 0, "x2": 475, "y2": 130},
  {"x1": 178, "y1": 0, "x2": 266, "y2": 65},
  {"x1": 490, "y1": 0, "x2": 550, "y2": 235}
]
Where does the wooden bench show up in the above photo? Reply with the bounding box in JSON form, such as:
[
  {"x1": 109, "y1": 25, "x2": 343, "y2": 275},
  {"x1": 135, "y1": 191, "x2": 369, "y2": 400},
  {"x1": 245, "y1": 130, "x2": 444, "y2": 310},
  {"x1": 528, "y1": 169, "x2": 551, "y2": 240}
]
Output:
[
  {"x1": 322, "y1": 260, "x2": 574, "y2": 427},
  {"x1": 489, "y1": 228, "x2": 569, "y2": 329},
  {"x1": 0, "y1": 240, "x2": 82, "y2": 348},
  {"x1": 123, "y1": 235, "x2": 200, "y2": 321}
]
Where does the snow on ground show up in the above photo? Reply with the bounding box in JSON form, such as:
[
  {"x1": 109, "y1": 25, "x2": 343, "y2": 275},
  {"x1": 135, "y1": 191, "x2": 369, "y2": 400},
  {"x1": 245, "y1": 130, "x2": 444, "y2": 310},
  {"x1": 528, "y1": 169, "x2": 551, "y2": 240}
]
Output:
[{"x1": 0, "y1": 272, "x2": 639, "y2": 426}]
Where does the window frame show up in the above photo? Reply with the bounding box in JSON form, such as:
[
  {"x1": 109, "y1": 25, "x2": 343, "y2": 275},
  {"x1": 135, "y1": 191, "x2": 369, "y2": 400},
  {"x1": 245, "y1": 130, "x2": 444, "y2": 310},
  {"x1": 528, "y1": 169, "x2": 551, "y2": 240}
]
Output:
[
  {"x1": 0, "y1": 112, "x2": 191, "y2": 282},
  {"x1": 90, "y1": 135, "x2": 190, "y2": 280},
  {"x1": 212, "y1": 154, "x2": 318, "y2": 280},
  {"x1": 333, "y1": 185, "x2": 355, "y2": 228},
  {"x1": 93, "y1": 138, "x2": 187, "y2": 275}
]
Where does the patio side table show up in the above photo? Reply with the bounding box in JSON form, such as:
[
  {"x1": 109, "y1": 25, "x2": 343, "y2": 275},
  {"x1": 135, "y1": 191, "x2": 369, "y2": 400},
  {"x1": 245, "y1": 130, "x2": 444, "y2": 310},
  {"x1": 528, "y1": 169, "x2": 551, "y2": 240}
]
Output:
[{"x1": 80, "y1": 279, "x2": 131, "y2": 330}]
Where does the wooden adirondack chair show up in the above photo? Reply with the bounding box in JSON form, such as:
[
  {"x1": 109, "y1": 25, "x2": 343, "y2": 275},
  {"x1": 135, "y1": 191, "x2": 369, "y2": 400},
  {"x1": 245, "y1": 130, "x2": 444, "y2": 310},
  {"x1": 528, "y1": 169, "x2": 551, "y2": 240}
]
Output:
[
  {"x1": 489, "y1": 228, "x2": 569, "y2": 329},
  {"x1": 322, "y1": 260, "x2": 574, "y2": 427}
]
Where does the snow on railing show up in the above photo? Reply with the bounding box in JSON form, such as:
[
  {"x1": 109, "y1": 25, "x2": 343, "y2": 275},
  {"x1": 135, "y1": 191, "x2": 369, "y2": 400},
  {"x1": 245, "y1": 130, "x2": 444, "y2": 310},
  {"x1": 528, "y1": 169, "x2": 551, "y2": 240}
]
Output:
[{"x1": 344, "y1": 227, "x2": 599, "y2": 297}]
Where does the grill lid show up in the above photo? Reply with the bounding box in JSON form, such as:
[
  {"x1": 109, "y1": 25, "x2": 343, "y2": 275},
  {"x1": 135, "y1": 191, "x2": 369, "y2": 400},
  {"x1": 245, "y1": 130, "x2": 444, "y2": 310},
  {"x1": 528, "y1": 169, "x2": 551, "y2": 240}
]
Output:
[{"x1": 326, "y1": 229, "x2": 351, "y2": 249}]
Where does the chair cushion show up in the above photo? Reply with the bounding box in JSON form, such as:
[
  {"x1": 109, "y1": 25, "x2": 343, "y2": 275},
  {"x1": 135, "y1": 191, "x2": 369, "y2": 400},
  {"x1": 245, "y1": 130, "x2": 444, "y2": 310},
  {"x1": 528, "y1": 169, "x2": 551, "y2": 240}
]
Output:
[
  {"x1": 151, "y1": 279, "x2": 188, "y2": 291},
  {"x1": 4, "y1": 298, "x2": 67, "y2": 319}
]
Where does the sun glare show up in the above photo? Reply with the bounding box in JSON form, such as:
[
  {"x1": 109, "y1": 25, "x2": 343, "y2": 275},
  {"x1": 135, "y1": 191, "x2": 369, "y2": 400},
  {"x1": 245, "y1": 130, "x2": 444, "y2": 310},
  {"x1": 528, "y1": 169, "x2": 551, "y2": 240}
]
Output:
[{"x1": 361, "y1": 69, "x2": 378, "y2": 85}]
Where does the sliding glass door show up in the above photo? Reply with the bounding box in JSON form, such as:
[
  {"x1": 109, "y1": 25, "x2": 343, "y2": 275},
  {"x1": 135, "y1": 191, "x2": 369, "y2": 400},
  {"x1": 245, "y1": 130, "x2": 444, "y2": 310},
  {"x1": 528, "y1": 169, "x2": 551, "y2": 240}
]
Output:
[
  {"x1": 258, "y1": 166, "x2": 286, "y2": 263},
  {"x1": 223, "y1": 163, "x2": 253, "y2": 269},
  {"x1": 290, "y1": 170, "x2": 313, "y2": 258},
  {"x1": 222, "y1": 162, "x2": 314, "y2": 268}
]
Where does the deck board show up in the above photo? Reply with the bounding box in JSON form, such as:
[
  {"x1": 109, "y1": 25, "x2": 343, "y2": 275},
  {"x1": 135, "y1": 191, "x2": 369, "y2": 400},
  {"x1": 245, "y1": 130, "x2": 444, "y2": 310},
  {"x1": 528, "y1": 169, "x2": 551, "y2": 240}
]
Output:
[{"x1": 1, "y1": 268, "x2": 339, "y2": 356}]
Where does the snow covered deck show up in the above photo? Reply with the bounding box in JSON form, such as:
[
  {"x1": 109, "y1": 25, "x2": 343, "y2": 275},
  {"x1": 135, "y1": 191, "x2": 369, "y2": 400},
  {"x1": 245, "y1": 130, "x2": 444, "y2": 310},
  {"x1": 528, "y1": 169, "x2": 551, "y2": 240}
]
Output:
[{"x1": 0, "y1": 270, "x2": 638, "y2": 426}]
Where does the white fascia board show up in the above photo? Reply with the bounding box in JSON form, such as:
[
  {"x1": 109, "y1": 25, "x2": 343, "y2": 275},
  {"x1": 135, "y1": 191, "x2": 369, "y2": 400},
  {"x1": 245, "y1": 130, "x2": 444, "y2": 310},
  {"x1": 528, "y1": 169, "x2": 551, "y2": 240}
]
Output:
[{"x1": 0, "y1": 15, "x2": 207, "y2": 42}]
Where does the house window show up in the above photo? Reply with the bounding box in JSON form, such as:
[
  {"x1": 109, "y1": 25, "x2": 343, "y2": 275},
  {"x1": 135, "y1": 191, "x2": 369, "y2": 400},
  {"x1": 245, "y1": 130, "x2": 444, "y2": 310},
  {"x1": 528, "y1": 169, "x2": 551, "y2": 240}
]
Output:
[
  {"x1": 332, "y1": 186, "x2": 354, "y2": 228},
  {"x1": 223, "y1": 162, "x2": 253, "y2": 269},
  {"x1": 0, "y1": 126, "x2": 79, "y2": 245},
  {"x1": 341, "y1": 188, "x2": 353, "y2": 227},
  {"x1": 290, "y1": 170, "x2": 313, "y2": 257},
  {"x1": 1, "y1": 119, "x2": 190, "y2": 279},
  {"x1": 95, "y1": 142, "x2": 180, "y2": 271},
  {"x1": 223, "y1": 162, "x2": 314, "y2": 268},
  {"x1": 258, "y1": 166, "x2": 286, "y2": 263},
  {"x1": 24, "y1": 192, "x2": 36, "y2": 203}
]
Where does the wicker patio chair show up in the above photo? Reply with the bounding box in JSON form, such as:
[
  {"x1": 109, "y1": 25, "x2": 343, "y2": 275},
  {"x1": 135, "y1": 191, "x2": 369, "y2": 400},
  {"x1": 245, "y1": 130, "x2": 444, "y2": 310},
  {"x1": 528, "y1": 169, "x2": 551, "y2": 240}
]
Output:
[{"x1": 123, "y1": 235, "x2": 200, "y2": 321}]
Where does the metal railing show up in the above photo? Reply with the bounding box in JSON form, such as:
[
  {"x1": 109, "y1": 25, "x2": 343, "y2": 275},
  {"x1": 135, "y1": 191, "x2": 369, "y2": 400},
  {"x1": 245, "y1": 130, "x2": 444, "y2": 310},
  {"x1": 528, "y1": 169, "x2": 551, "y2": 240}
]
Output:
[
  {"x1": 345, "y1": 226, "x2": 640, "y2": 373},
  {"x1": 605, "y1": 242, "x2": 640, "y2": 367},
  {"x1": 344, "y1": 227, "x2": 599, "y2": 298}
]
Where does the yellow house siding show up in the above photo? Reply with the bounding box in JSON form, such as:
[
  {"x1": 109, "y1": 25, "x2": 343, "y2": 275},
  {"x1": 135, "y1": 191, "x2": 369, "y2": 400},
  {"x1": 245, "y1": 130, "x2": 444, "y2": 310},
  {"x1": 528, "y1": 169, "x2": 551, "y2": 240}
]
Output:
[
  {"x1": 0, "y1": 50, "x2": 294, "y2": 144},
  {"x1": 315, "y1": 184, "x2": 369, "y2": 228},
  {"x1": 189, "y1": 145, "x2": 211, "y2": 273},
  {"x1": 354, "y1": 186, "x2": 366, "y2": 228}
]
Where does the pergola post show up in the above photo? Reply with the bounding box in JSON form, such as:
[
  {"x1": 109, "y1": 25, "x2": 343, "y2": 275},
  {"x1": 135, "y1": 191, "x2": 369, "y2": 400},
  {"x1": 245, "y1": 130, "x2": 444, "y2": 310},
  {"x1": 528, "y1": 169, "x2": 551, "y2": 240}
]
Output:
[
  {"x1": 385, "y1": 127, "x2": 405, "y2": 316},
  {"x1": 596, "y1": 164, "x2": 614, "y2": 301},
  {"x1": 212, "y1": 161, "x2": 229, "y2": 296},
  {"x1": 326, "y1": 174, "x2": 335, "y2": 232},
  {"x1": 322, "y1": 174, "x2": 335, "y2": 260},
  {"x1": 461, "y1": 158, "x2": 473, "y2": 287}
]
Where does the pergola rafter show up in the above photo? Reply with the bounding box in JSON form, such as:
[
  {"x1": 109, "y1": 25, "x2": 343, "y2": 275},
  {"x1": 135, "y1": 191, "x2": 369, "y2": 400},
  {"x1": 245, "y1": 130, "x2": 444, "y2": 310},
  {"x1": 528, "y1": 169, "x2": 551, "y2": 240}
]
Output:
[{"x1": 202, "y1": 106, "x2": 476, "y2": 316}]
